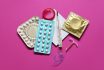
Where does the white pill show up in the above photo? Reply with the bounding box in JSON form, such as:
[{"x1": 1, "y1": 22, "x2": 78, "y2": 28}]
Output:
[
  {"x1": 42, "y1": 44, "x2": 44, "y2": 46},
  {"x1": 42, "y1": 40, "x2": 45, "y2": 42},
  {"x1": 46, "y1": 49, "x2": 48, "y2": 52},
  {"x1": 41, "y1": 49, "x2": 44, "y2": 52},
  {"x1": 40, "y1": 31, "x2": 42, "y2": 33},
  {"x1": 25, "y1": 37, "x2": 28, "y2": 40},
  {"x1": 48, "y1": 32, "x2": 50, "y2": 34},
  {"x1": 39, "y1": 35, "x2": 41, "y2": 37},
  {"x1": 37, "y1": 44, "x2": 40, "y2": 46},
  {"x1": 29, "y1": 20, "x2": 33, "y2": 23},
  {"x1": 50, "y1": 24, "x2": 52, "y2": 26},
  {"x1": 43, "y1": 36, "x2": 46, "y2": 38},
  {"x1": 36, "y1": 48, "x2": 39, "y2": 51}
]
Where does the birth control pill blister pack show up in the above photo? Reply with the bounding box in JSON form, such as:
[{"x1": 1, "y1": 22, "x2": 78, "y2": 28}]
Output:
[
  {"x1": 34, "y1": 19, "x2": 54, "y2": 54},
  {"x1": 17, "y1": 17, "x2": 39, "y2": 48}
]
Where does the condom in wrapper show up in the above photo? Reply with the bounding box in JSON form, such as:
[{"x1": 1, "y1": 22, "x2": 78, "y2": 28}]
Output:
[{"x1": 63, "y1": 12, "x2": 89, "y2": 38}]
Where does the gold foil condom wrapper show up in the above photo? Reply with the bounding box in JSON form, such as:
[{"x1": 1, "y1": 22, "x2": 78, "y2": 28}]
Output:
[{"x1": 63, "y1": 12, "x2": 89, "y2": 38}]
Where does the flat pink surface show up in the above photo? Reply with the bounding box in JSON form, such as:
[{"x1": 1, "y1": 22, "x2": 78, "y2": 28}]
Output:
[{"x1": 0, "y1": 0, "x2": 104, "y2": 70}]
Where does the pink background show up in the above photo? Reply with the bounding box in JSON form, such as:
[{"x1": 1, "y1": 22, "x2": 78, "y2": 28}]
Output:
[{"x1": 0, "y1": 0, "x2": 104, "y2": 70}]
